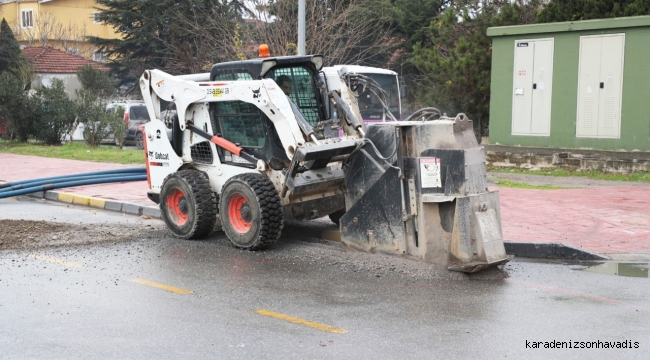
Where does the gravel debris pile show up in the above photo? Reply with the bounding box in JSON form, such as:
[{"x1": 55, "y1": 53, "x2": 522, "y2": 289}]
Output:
[{"x1": 0, "y1": 219, "x2": 166, "y2": 250}]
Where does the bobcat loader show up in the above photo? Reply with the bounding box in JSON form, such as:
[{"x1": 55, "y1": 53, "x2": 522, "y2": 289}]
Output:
[{"x1": 139, "y1": 55, "x2": 511, "y2": 272}]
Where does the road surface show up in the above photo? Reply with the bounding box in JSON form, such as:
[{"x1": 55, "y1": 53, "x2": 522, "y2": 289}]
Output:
[{"x1": 1, "y1": 197, "x2": 648, "y2": 359}]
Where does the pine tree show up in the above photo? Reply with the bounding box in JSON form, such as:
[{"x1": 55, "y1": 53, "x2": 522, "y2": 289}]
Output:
[
  {"x1": 0, "y1": 18, "x2": 26, "y2": 74},
  {"x1": 393, "y1": 0, "x2": 449, "y2": 49},
  {"x1": 228, "y1": 0, "x2": 255, "y2": 19},
  {"x1": 88, "y1": 0, "x2": 231, "y2": 92},
  {"x1": 411, "y1": 0, "x2": 541, "y2": 135},
  {"x1": 538, "y1": 0, "x2": 650, "y2": 23}
]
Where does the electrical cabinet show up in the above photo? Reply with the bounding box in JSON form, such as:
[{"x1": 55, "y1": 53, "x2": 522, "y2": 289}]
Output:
[
  {"x1": 576, "y1": 34, "x2": 625, "y2": 138},
  {"x1": 511, "y1": 38, "x2": 554, "y2": 136}
]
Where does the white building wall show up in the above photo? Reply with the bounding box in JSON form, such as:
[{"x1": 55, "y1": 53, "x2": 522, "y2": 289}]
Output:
[{"x1": 31, "y1": 73, "x2": 82, "y2": 99}]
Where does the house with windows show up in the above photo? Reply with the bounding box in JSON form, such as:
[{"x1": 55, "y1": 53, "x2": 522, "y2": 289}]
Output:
[
  {"x1": 22, "y1": 46, "x2": 109, "y2": 141},
  {"x1": 0, "y1": 0, "x2": 120, "y2": 61},
  {"x1": 487, "y1": 16, "x2": 650, "y2": 152},
  {"x1": 23, "y1": 46, "x2": 108, "y2": 98}
]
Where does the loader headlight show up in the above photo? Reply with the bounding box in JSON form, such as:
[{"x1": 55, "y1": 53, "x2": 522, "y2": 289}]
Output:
[
  {"x1": 311, "y1": 56, "x2": 323, "y2": 71},
  {"x1": 260, "y1": 60, "x2": 278, "y2": 77}
]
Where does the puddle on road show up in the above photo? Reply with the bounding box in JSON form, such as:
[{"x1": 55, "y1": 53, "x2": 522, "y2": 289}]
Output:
[{"x1": 583, "y1": 262, "x2": 649, "y2": 278}]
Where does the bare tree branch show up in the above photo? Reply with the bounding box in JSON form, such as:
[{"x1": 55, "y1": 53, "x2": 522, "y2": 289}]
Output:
[{"x1": 162, "y1": 0, "x2": 394, "y2": 74}]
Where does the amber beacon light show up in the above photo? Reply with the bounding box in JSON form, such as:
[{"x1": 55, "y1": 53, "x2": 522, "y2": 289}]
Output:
[{"x1": 258, "y1": 44, "x2": 271, "y2": 58}]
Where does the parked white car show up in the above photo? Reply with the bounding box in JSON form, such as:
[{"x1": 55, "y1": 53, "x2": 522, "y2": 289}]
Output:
[{"x1": 106, "y1": 100, "x2": 151, "y2": 146}]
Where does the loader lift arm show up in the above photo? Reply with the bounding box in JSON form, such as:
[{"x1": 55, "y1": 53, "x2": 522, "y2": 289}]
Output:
[{"x1": 139, "y1": 69, "x2": 309, "y2": 162}]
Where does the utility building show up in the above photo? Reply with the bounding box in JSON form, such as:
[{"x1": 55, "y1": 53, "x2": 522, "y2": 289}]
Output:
[{"x1": 487, "y1": 16, "x2": 650, "y2": 152}]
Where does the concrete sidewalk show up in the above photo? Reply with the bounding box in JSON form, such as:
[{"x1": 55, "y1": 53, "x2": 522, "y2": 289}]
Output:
[
  {"x1": 0, "y1": 154, "x2": 155, "y2": 216},
  {"x1": 2, "y1": 153, "x2": 649, "y2": 258},
  {"x1": 498, "y1": 186, "x2": 650, "y2": 256}
]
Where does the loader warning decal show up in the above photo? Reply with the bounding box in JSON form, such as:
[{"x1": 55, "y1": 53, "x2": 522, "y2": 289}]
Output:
[
  {"x1": 420, "y1": 158, "x2": 441, "y2": 188},
  {"x1": 156, "y1": 80, "x2": 167, "y2": 96}
]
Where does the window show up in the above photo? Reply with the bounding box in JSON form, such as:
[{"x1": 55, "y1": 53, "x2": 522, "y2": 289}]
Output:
[
  {"x1": 213, "y1": 72, "x2": 253, "y2": 81},
  {"x1": 21, "y1": 10, "x2": 34, "y2": 28},
  {"x1": 212, "y1": 101, "x2": 266, "y2": 148},
  {"x1": 357, "y1": 73, "x2": 400, "y2": 121},
  {"x1": 93, "y1": 50, "x2": 106, "y2": 62},
  {"x1": 129, "y1": 106, "x2": 150, "y2": 121},
  {"x1": 265, "y1": 66, "x2": 320, "y2": 125},
  {"x1": 93, "y1": 12, "x2": 101, "y2": 24}
]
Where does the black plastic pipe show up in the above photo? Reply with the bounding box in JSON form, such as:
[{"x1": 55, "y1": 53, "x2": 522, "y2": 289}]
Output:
[
  {"x1": 0, "y1": 175, "x2": 148, "y2": 200},
  {"x1": 0, "y1": 167, "x2": 146, "y2": 190},
  {"x1": 0, "y1": 173, "x2": 146, "y2": 193}
]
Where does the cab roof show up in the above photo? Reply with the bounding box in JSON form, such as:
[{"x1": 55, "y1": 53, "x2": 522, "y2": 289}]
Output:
[{"x1": 209, "y1": 55, "x2": 323, "y2": 80}]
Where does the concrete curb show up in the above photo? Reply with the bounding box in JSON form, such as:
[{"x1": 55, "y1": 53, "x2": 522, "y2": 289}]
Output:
[
  {"x1": 284, "y1": 225, "x2": 611, "y2": 261},
  {"x1": 504, "y1": 242, "x2": 609, "y2": 260},
  {"x1": 27, "y1": 190, "x2": 161, "y2": 219}
]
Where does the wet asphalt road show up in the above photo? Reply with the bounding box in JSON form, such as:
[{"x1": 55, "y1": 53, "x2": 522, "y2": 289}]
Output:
[{"x1": 1, "y1": 198, "x2": 649, "y2": 360}]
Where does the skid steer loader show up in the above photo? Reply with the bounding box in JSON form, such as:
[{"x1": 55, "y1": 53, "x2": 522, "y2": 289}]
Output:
[{"x1": 139, "y1": 54, "x2": 511, "y2": 272}]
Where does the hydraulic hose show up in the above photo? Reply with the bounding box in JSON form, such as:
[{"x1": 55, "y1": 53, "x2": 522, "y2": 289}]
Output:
[
  {"x1": 0, "y1": 173, "x2": 145, "y2": 193},
  {"x1": 0, "y1": 167, "x2": 146, "y2": 190},
  {"x1": 403, "y1": 107, "x2": 442, "y2": 122},
  {"x1": 0, "y1": 175, "x2": 148, "y2": 200}
]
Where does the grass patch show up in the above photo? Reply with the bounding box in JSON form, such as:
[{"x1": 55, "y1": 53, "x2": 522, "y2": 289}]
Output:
[
  {"x1": 489, "y1": 178, "x2": 565, "y2": 190},
  {"x1": 0, "y1": 140, "x2": 145, "y2": 165},
  {"x1": 487, "y1": 166, "x2": 650, "y2": 183}
]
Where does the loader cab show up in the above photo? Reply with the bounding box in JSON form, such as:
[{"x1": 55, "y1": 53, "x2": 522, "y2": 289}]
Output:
[
  {"x1": 209, "y1": 55, "x2": 327, "y2": 125},
  {"x1": 207, "y1": 56, "x2": 326, "y2": 170},
  {"x1": 208, "y1": 55, "x2": 331, "y2": 169}
]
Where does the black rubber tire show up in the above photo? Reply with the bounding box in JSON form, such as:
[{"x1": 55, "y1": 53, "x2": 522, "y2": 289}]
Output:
[
  {"x1": 328, "y1": 209, "x2": 345, "y2": 226},
  {"x1": 219, "y1": 173, "x2": 283, "y2": 250},
  {"x1": 135, "y1": 132, "x2": 144, "y2": 149},
  {"x1": 160, "y1": 169, "x2": 217, "y2": 239}
]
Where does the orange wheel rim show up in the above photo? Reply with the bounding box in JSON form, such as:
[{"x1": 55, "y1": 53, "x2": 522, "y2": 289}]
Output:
[
  {"x1": 166, "y1": 188, "x2": 189, "y2": 226},
  {"x1": 228, "y1": 194, "x2": 252, "y2": 233}
]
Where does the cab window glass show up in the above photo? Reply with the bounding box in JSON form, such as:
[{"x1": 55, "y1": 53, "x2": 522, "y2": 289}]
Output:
[
  {"x1": 266, "y1": 66, "x2": 319, "y2": 125},
  {"x1": 213, "y1": 72, "x2": 253, "y2": 81},
  {"x1": 357, "y1": 73, "x2": 400, "y2": 120},
  {"x1": 212, "y1": 101, "x2": 265, "y2": 148}
]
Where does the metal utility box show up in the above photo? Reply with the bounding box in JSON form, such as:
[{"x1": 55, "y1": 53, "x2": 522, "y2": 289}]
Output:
[
  {"x1": 339, "y1": 115, "x2": 511, "y2": 272},
  {"x1": 512, "y1": 38, "x2": 554, "y2": 136},
  {"x1": 488, "y1": 16, "x2": 650, "y2": 151},
  {"x1": 576, "y1": 34, "x2": 625, "y2": 138}
]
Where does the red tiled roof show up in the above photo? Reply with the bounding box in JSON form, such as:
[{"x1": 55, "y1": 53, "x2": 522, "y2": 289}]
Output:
[{"x1": 22, "y1": 47, "x2": 109, "y2": 74}]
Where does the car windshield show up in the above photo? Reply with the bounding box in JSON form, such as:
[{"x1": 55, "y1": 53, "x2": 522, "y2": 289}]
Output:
[
  {"x1": 357, "y1": 73, "x2": 400, "y2": 121},
  {"x1": 130, "y1": 106, "x2": 150, "y2": 121}
]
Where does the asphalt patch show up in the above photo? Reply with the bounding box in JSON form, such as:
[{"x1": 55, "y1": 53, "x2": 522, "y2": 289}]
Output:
[{"x1": 0, "y1": 219, "x2": 165, "y2": 250}]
